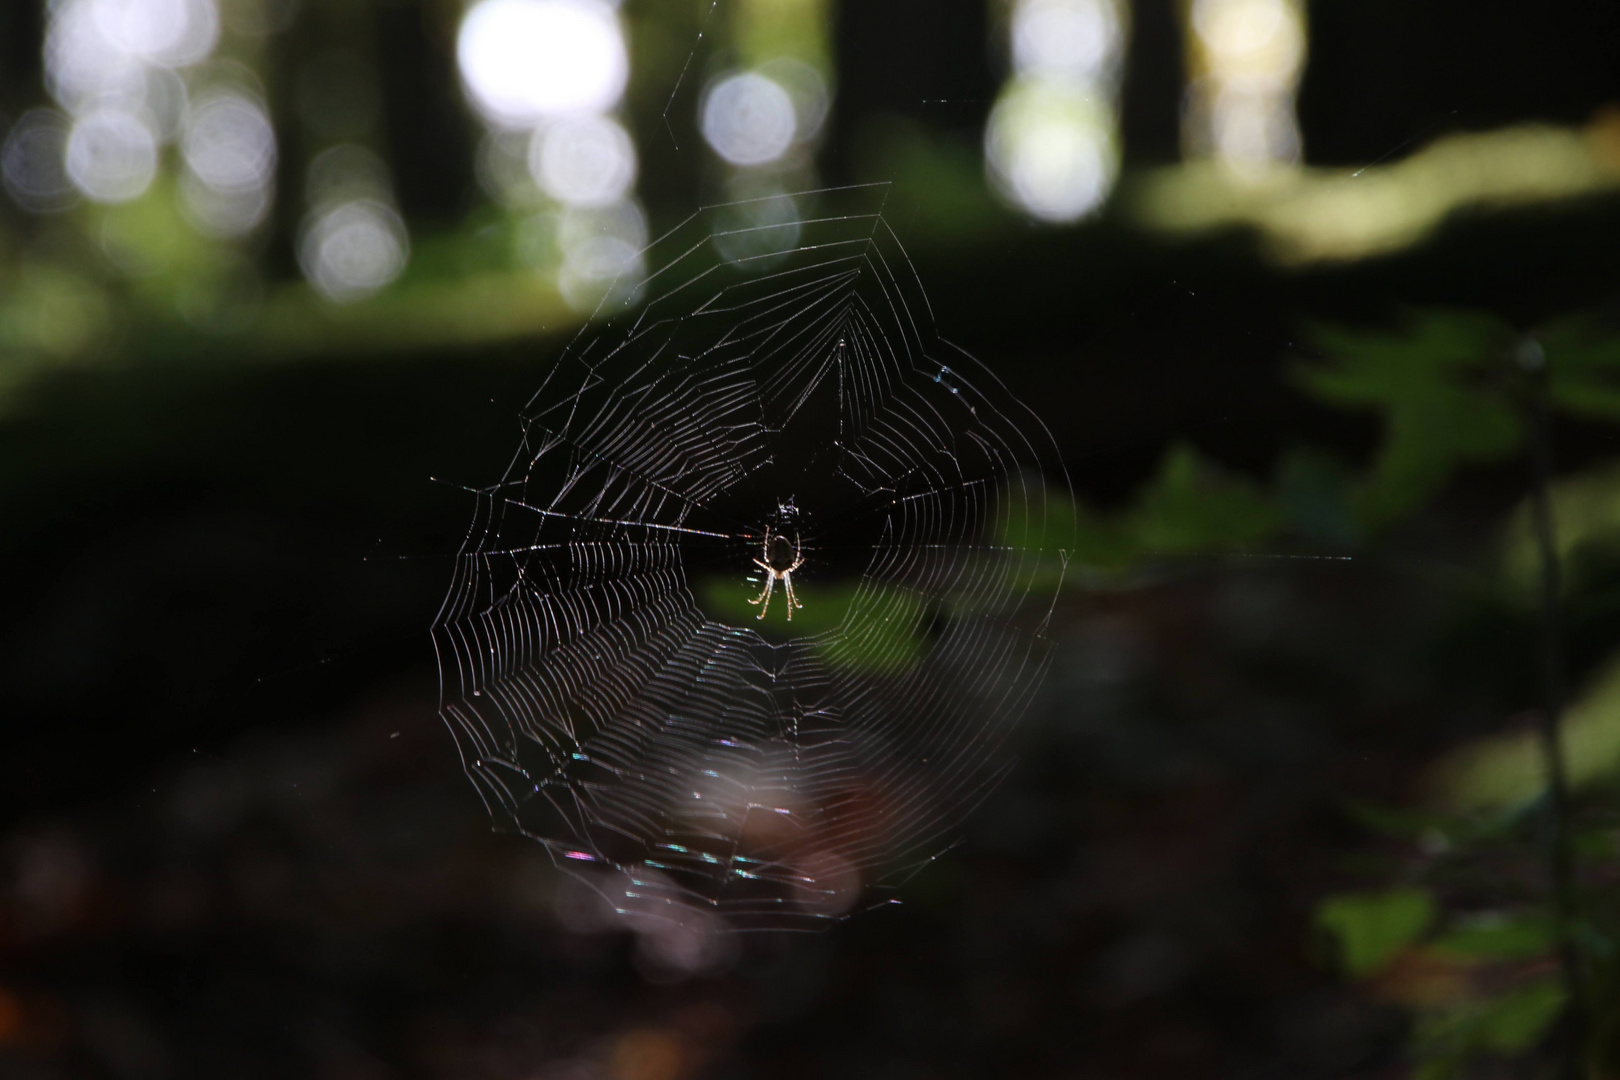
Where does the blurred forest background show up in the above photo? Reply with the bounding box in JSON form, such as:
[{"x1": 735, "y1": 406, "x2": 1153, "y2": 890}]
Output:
[{"x1": 5, "y1": 0, "x2": 1620, "y2": 1077}]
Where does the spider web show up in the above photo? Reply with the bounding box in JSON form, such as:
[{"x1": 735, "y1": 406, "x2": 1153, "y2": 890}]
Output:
[{"x1": 433, "y1": 186, "x2": 1073, "y2": 932}]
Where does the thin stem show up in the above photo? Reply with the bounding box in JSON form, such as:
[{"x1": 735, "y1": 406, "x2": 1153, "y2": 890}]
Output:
[{"x1": 1519, "y1": 338, "x2": 1587, "y2": 1078}]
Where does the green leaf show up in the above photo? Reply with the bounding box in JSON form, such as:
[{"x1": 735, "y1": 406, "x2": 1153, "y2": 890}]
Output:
[
  {"x1": 1411, "y1": 979, "x2": 1567, "y2": 1074},
  {"x1": 696, "y1": 576, "x2": 932, "y2": 673},
  {"x1": 818, "y1": 584, "x2": 931, "y2": 674},
  {"x1": 1298, "y1": 312, "x2": 1521, "y2": 530},
  {"x1": 998, "y1": 483, "x2": 1111, "y2": 585},
  {"x1": 1413, "y1": 1058, "x2": 1461, "y2": 1080},
  {"x1": 1541, "y1": 316, "x2": 1620, "y2": 422},
  {"x1": 1340, "y1": 797, "x2": 1441, "y2": 838},
  {"x1": 696, "y1": 574, "x2": 856, "y2": 637},
  {"x1": 1126, "y1": 442, "x2": 1283, "y2": 554},
  {"x1": 1432, "y1": 913, "x2": 1554, "y2": 962},
  {"x1": 1316, "y1": 887, "x2": 1437, "y2": 975},
  {"x1": 1434, "y1": 652, "x2": 1620, "y2": 812},
  {"x1": 1500, "y1": 462, "x2": 1620, "y2": 600},
  {"x1": 1477, "y1": 980, "x2": 1566, "y2": 1053}
]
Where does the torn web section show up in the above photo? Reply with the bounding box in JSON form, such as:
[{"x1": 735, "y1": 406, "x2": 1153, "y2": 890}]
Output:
[{"x1": 434, "y1": 187, "x2": 1074, "y2": 935}]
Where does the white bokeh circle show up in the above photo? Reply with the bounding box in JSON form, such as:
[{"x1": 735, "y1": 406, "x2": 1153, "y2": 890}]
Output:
[
  {"x1": 457, "y1": 0, "x2": 628, "y2": 126},
  {"x1": 299, "y1": 200, "x2": 410, "y2": 303},
  {"x1": 531, "y1": 115, "x2": 637, "y2": 207},
  {"x1": 1011, "y1": 0, "x2": 1121, "y2": 81},
  {"x1": 985, "y1": 80, "x2": 1117, "y2": 223},
  {"x1": 700, "y1": 72, "x2": 797, "y2": 167},
  {"x1": 65, "y1": 107, "x2": 159, "y2": 203},
  {"x1": 182, "y1": 89, "x2": 277, "y2": 193},
  {"x1": 2, "y1": 110, "x2": 80, "y2": 212},
  {"x1": 92, "y1": 0, "x2": 220, "y2": 68}
]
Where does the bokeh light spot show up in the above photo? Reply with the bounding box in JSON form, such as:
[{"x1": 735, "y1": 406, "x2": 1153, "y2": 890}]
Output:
[
  {"x1": 711, "y1": 191, "x2": 802, "y2": 265},
  {"x1": 92, "y1": 0, "x2": 219, "y2": 68},
  {"x1": 985, "y1": 80, "x2": 1117, "y2": 222},
  {"x1": 47, "y1": 0, "x2": 219, "y2": 119},
  {"x1": 700, "y1": 72, "x2": 797, "y2": 167},
  {"x1": 182, "y1": 90, "x2": 277, "y2": 193},
  {"x1": 1184, "y1": 0, "x2": 1305, "y2": 171},
  {"x1": 65, "y1": 108, "x2": 159, "y2": 203},
  {"x1": 306, "y1": 144, "x2": 393, "y2": 209},
  {"x1": 141, "y1": 66, "x2": 189, "y2": 142},
  {"x1": 556, "y1": 200, "x2": 647, "y2": 312},
  {"x1": 1192, "y1": 0, "x2": 1299, "y2": 71},
  {"x1": 2, "y1": 110, "x2": 79, "y2": 213},
  {"x1": 180, "y1": 170, "x2": 272, "y2": 238},
  {"x1": 457, "y1": 0, "x2": 628, "y2": 126},
  {"x1": 1012, "y1": 0, "x2": 1122, "y2": 81},
  {"x1": 299, "y1": 200, "x2": 410, "y2": 303},
  {"x1": 46, "y1": 0, "x2": 147, "y2": 115},
  {"x1": 559, "y1": 234, "x2": 644, "y2": 311},
  {"x1": 530, "y1": 115, "x2": 637, "y2": 207},
  {"x1": 179, "y1": 89, "x2": 276, "y2": 236},
  {"x1": 758, "y1": 58, "x2": 831, "y2": 145}
]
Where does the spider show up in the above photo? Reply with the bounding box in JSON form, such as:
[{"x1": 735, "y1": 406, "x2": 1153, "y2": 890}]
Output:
[{"x1": 748, "y1": 527, "x2": 805, "y2": 620}]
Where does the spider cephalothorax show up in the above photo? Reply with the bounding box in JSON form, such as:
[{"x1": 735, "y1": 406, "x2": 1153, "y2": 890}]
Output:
[{"x1": 748, "y1": 527, "x2": 805, "y2": 620}]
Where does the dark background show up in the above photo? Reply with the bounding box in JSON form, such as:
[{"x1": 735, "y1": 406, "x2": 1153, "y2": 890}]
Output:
[{"x1": 3, "y1": 1, "x2": 1620, "y2": 1077}]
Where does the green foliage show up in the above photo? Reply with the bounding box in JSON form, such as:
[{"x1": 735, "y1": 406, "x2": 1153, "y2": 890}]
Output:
[
  {"x1": 1126, "y1": 442, "x2": 1283, "y2": 554},
  {"x1": 998, "y1": 478, "x2": 1097, "y2": 586},
  {"x1": 1434, "y1": 654, "x2": 1620, "y2": 812},
  {"x1": 697, "y1": 574, "x2": 852, "y2": 636},
  {"x1": 0, "y1": 263, "x2": 111, "y2": 362},
  {"x1": 1340, "y1": 798, "x2": 1435, "y2": 837},
  {"x1": 1412, "y1": 980, "x2": 1567, "y2": 1080},
  {"x1": 1541, "y1": 316, "x2": 1620, "y2": 422},
  {"x1": 1042, "y1": 308, "x2": 1620, "y2": 1078},
  {"x1": 1316, "y1": 887, "x2": 1437, "y2": 976},
  {"x1": 1298, "y1": 311, "x2": 1522, "y2": 530},
  {"x1": 1314, "y1": 885, "x2": 1570, "y2": 1078},
  {"x1": 818, "y1": 585, "x2": 931, "y2": 673},
  {"x1": 731, "y1": 272, "x2": 1620, "y2": 1080},
  {"x1": 1005, "y1": 443, "x2": 1286, "y2": 583},
  {"x1": 1431, "y1": 912, "x2": 1555, "y2": 962},
  {"x1": 851, "y1": 116, "x2": 1010, "y2": 242},
  {"x1": 1475, "y1": 982, "x2": 1568, "y2": 1053},
  {"x1": 1040, "y1": 305, "x2": 1620, "y2": 586},
  {"x1": 695, "y1": 576, "x2": 931, "y2": 673},
  {"x1": 1501, "y1": 463, "x2": 1620, "y2": 599}
]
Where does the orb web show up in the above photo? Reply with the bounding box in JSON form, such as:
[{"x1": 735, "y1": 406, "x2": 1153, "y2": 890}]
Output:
[{"x1": 433, "y1": 186, "x2": 1073, "y2": 932}]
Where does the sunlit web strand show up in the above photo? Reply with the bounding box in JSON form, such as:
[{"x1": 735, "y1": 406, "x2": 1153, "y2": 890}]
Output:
[{"x1": 434, "y1": 185, "x2": 1073, "y2": 932}]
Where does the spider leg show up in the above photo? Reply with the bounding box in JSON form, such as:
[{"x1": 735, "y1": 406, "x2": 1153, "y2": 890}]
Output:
[
  {"x1": 784, "y1": 572, "x2": 802, "y2": 614},
  {"x1": 750, "y1": 574, "x2": 775, "y2": 616}
]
